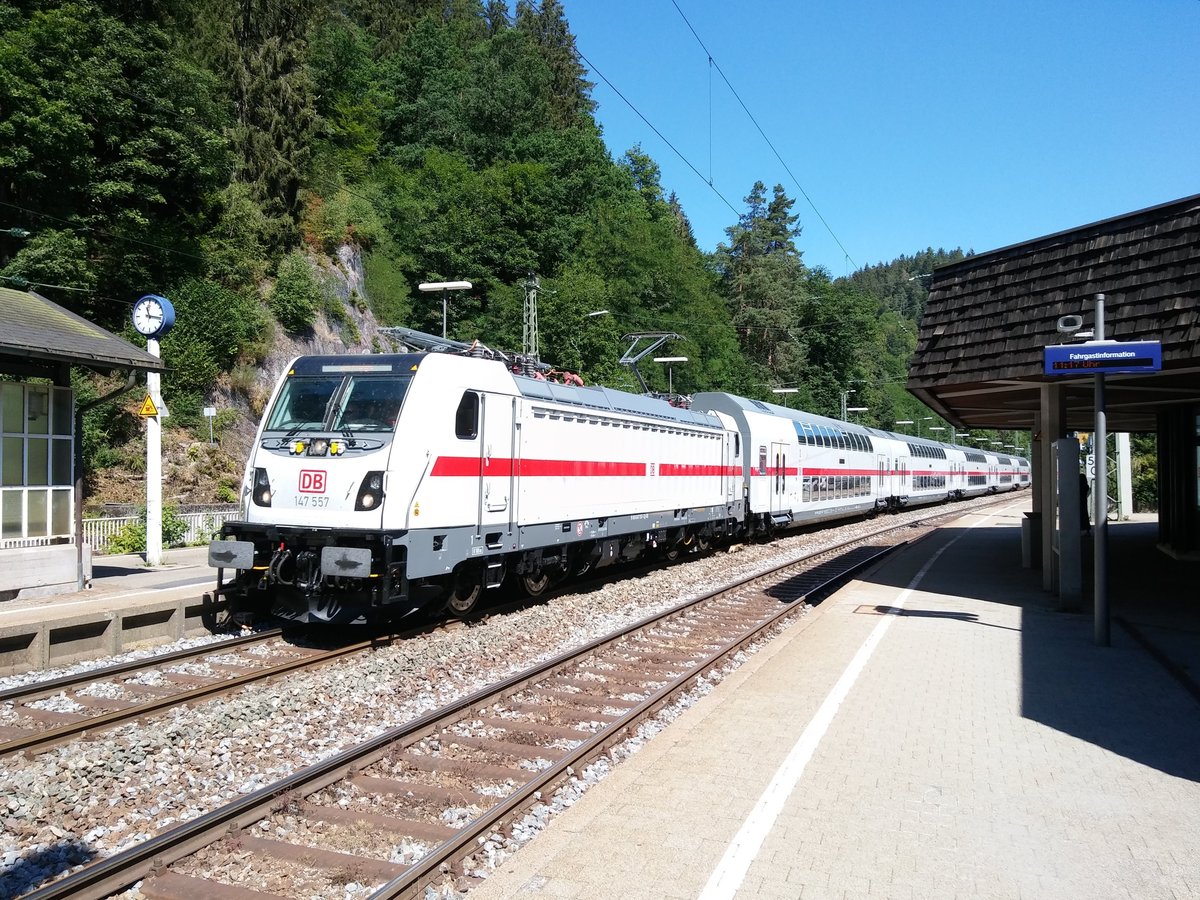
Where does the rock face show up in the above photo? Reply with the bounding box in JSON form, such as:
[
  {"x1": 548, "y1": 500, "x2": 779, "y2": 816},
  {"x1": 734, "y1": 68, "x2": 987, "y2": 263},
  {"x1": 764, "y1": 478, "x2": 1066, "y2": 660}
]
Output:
[
  {"x1": 90, "y1": 245, "x2": 397, "y2": 509},
  {"x1": 220, "y1": 245, "x2": 398, "y2": 488}
]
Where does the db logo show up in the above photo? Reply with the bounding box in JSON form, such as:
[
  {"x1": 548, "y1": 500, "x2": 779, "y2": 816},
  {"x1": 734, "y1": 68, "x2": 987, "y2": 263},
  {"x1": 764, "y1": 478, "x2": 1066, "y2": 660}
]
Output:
[{"x1": 299, "y1": 470, "x2": 327, "y2": 493}]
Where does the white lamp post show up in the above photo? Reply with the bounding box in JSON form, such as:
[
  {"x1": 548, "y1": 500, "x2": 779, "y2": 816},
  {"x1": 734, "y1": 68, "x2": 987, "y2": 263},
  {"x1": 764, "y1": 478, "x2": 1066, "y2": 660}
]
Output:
[
  {"x1": 653, "y1": 356, "x2": 687, "y2": 395},
  {"x1": 772, "y1": 387, "x2": 798, "y2": 408},
  {"x1": 418, "y1": 280, "x2": 472, "y2": 339}
]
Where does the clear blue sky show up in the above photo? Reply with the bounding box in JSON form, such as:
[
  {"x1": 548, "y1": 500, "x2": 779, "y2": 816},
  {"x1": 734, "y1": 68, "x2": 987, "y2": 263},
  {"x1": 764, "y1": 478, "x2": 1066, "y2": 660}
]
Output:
[{"x1": 560, "y1": 0, "x2": 1200, "y2": 276}]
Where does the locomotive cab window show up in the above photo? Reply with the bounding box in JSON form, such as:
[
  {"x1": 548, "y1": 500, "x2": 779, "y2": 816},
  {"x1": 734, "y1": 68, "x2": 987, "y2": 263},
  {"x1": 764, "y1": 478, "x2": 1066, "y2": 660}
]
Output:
[
  {"x1": 264, "y1": 376, "x2": 341, "y2": 432},
  {"x1": 334, "y1": 376, "x2": 410, "y2": 432},
  {"x1": 456, "y1": 392, "x2": 479, "y2": 439}
]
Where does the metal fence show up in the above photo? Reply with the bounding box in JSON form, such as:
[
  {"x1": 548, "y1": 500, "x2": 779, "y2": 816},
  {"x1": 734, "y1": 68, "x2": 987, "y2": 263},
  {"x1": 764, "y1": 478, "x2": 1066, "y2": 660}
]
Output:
[{"x1": 83, "y1": 507, "x2": 240, "y2": 555}]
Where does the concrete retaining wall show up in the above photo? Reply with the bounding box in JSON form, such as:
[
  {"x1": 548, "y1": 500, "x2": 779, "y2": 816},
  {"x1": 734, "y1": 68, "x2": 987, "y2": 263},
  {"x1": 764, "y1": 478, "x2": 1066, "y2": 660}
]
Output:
[{"x1": 0, "y1": 596, "x2": 213, "y2": 676}]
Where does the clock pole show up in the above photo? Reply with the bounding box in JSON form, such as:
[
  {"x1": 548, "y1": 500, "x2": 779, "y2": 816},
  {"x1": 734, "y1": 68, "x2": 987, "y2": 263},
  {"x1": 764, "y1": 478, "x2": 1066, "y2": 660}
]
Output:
[
  {"x1": 146, "y1": 337, "x2": 163, "y2": 566},
  {"x1": 132, "y1": 294, "x2": 174, "y2": 568}
]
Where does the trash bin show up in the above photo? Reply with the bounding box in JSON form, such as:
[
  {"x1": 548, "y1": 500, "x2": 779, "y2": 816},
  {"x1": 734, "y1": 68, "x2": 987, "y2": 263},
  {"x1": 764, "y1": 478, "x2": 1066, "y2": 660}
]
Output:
[{"x1": 1021, "y1": 511, "x2": 1042, "y2": 569}]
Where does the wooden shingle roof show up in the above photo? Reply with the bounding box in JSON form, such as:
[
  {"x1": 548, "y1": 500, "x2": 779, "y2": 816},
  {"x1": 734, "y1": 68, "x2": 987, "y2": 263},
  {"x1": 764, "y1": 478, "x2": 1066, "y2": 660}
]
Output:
[
  {"x1": 0, "y1": 287, "x2": 164, "y2": 373},
  {"x1": 907, "y1": 194, "x2": 1200, "y2": 432}
]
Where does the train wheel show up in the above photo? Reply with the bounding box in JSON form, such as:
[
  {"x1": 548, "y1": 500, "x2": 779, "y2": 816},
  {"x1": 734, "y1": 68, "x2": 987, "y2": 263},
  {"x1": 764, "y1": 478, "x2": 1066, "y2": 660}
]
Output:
[
  {"x1": 521, "y1": 567, "x2": 566, "y2": 598},
  {"x1": 445, "y1": 563, "x2": 484, "y2": 617}
]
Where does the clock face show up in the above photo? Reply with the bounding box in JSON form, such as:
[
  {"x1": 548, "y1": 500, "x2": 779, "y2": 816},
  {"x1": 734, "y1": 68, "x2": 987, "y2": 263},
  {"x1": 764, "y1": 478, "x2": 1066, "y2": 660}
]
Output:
[{"x1": 131, "y1": 295, "x2": 175, "y2": 337}]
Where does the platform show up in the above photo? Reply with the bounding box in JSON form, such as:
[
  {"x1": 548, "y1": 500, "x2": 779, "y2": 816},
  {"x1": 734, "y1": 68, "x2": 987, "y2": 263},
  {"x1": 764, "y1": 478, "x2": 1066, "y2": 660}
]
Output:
[
  {"x1": 472, "y1": 501, "x2": 1200, "y2": 900},
  {"x1": 0, "y1": 546, "x2": 214, "y2": 675}
]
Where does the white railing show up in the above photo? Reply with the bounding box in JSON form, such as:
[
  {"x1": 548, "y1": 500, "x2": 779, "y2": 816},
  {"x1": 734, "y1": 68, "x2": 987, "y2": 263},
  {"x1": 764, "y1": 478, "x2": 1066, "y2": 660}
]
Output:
[{"x1": 83, "y1": 508, "x2": 240, "y2": 555}]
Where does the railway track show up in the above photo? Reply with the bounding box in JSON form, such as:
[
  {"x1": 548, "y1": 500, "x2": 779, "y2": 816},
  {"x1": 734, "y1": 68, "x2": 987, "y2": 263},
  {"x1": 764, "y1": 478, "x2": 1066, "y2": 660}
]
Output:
[
  {"x1": 21, "y1": 508, "x2": 972, "y2": 900},
  {"x1": 0, "y1": 630, "x2": 373, "y2": 758}
]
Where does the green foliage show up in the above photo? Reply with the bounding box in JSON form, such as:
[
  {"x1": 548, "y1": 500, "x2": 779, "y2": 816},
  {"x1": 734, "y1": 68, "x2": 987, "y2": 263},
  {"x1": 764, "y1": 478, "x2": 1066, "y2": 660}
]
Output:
[
  {"x1": 1130, "y1": 433, "x2": 1157, "y2": 512},
  {"x1": 0, "y1": 230, "x2": 95, "y2": 294},
  {"x1": 71, "y1": 370, "x2": 138, "y2": 477},
  {"x1": 105, "y1": 504, "x2": 190, "y2": 554},
  {"x1": 299, "y1": 185, "x2": 385, "y2": 254},
  {"x1": 200, "y1": 182, "x2": 270, "y2": 289},
  {"x1": 269, "y1": 251, "x2": 324, "y2": 333},
  {"x1": 713, "y1": 181, "x2": 808, "y2": 389},
  {"x1": 0, "y1": 1, "x2": 229, "y2": 325}
]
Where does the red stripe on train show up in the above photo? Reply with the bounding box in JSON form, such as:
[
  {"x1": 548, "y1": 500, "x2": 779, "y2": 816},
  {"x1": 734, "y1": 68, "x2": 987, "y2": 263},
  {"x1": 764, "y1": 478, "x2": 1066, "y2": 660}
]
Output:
[
  {"x1": 432, "y1": 459, "x2": 748, "y2": 477},
  {"x1": 431, "y1": 457, "x2": 647, "y2": 477}
]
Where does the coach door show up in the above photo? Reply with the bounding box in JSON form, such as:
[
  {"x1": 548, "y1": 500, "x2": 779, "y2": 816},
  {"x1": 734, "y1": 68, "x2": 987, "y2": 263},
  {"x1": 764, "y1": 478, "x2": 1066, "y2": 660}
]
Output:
[
  {"x1": 771, "y1": 441, "x2": 789, "y2": 514},
  {"x1": 479, "y1": 393, "x2": 515, "y2": 534},
  {"x1": 876, "y1": 454, "x2": 889, "y2": 503}
]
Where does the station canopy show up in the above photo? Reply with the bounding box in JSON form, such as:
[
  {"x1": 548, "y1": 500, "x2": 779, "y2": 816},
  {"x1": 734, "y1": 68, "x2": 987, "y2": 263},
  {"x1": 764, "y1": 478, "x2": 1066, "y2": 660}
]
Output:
[
  {"x1": 907, "y1": 194, "x2": 1200, "y2": 434},
  {"x1": 0, "y1": 286, "x2": 164, "y2": 375}
]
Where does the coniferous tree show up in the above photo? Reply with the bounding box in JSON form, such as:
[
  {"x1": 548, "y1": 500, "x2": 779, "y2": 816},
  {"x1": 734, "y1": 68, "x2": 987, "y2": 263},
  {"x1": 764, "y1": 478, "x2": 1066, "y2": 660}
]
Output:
[
  {"x1": 714, "y1": 182, "x2": 808, "y2": 388},
  {"x1": 226, "y1": 0, "x2": 319, "y2": 255},
  {"x1": 514, "y1": 0, "x2": 594, "y2": 125}
]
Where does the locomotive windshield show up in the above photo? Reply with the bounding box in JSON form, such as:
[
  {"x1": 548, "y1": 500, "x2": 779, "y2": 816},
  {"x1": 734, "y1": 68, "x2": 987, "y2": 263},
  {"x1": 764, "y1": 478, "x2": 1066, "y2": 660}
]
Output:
[{"x1": 264, "y1": 374, "x2": 412, "y2": 434}]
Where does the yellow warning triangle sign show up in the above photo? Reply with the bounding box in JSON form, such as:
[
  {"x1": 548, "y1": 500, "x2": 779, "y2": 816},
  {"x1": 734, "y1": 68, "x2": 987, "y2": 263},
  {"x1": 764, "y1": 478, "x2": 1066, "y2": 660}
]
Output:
[{"x1": 138, "y1": 394, "x2": 159, "y2": 417}]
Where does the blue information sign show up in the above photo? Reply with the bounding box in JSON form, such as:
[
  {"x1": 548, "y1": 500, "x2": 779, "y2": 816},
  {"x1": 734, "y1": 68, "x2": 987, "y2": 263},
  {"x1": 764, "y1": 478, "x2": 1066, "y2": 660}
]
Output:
[{"x1": 1043, "y1": 341, "x2": 1162, "y2": 376}]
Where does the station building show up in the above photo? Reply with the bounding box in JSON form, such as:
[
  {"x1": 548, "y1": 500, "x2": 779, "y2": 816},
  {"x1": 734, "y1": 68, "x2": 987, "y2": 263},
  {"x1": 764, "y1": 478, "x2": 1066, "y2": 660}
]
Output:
[
  {"x1": 0, "y1": 286, "x2": 162, "y2": 599},
  {"x1": 908, "y1": 193, "x2": 1200, "y2": 599}
]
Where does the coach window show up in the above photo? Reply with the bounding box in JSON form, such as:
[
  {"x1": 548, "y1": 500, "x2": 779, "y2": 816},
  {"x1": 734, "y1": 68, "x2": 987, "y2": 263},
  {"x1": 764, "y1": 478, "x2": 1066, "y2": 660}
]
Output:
[{"x1": 455, "y1": 392, "x2": 479, "y2": 439}]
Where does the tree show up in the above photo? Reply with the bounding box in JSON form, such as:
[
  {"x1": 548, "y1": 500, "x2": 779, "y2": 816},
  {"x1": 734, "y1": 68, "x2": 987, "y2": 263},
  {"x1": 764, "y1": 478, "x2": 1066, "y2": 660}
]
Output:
[
  {"x1": 713, "y1": 182, "x2": 808, "y2": 385},
  {"x1": 514, "y1": 0, "x2": 594, "y2": 126},
  {"x1": 0, "y1": 1, "x2": 229, "y2": 323},
  {"x1": 224, "y1": 0, "x2": 318, "y2": 255}
]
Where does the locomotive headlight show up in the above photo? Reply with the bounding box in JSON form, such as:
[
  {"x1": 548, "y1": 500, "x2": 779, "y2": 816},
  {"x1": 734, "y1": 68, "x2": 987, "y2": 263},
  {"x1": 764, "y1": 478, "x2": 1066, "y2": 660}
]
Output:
[
  {"x1": 355, "y1": 470, "x2": 385, "y2": 511},
  {"x1": 252, "y1": 467, "x2": 273, "y2": 507},
  {"x1": 330, "y1": 440, "x2": 344, "y2": 456},
  {"x1": 291, "y1": 441, "x2": 305, "y2": 455},
  {"x1": 307, "y1": 438, "x2": 329, "y2": 456}
]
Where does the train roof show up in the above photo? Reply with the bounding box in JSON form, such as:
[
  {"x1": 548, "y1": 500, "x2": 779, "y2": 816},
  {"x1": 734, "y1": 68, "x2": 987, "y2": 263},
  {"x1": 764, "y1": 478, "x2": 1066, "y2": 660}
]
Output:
[
  {"x1": 516, "y1": 376, "x2": 725, "y2": 429},
  {"x1": 287, "y1": 353, "x2": 425, "y2": 375}
]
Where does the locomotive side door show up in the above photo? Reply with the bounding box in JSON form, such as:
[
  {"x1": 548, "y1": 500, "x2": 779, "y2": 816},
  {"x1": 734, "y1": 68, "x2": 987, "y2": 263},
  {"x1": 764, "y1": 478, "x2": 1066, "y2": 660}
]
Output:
[{"x1": 479, "y1": 392, "x2": 516, "y2": 534}]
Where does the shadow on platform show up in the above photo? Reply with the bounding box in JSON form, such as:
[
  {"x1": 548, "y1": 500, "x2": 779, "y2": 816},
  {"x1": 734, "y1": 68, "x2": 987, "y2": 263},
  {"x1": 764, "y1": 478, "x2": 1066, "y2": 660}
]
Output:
[{"x1": 861, "y1": 515, "x2": 1200, "y2": 783}]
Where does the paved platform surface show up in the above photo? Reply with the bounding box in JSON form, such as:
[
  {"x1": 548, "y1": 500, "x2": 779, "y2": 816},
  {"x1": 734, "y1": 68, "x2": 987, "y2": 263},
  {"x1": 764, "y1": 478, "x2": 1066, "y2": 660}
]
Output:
[
  {"x1": 0, "y1": 546, "x2": 211, "y2": 633},
  {"x1": 472, "y1": 501, "x2": 1200, "y2": 900}
]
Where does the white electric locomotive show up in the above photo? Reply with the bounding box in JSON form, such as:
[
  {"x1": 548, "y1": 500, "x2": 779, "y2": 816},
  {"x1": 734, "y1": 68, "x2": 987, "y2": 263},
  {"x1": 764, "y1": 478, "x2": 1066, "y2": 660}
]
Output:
[
  {"x1": 209, "y1": 349, "x2": 1028, "y2": 625},
  {"x1": 209, "y1": 351, "x2": 742, "y2": 624}
]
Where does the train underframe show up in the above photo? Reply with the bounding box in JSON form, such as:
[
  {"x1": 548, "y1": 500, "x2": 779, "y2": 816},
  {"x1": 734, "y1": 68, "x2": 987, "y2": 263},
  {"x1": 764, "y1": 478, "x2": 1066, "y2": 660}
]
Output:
[{"x1": 210, "y1": 518, "x2": 737, "y2": 626}]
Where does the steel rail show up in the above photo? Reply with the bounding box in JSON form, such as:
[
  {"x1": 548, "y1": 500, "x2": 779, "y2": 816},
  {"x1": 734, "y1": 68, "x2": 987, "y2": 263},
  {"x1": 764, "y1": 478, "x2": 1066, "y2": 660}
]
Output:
[
  {"x1": 1, "y1": 637, "x2": 374, "y2": 758},
  {"x1": 0, "y1": 628, "x2": 285, "y2": 705}
]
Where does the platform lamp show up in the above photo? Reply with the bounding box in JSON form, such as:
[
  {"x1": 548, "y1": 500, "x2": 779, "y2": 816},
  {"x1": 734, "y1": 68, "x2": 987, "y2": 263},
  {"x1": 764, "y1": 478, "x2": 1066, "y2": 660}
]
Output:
[
  {"x1": 418, "y1": 280, "x2": 472, "y2": 339},
  {"x1": 927, "y1": 426, "x2": 945, "y2": 437},
  {"x1": 653, "y1": 356, "x2": 687, "y2": 395},
  {"x1": 895, "y1": 419, "x2": 913, "y2": 433},
  {"x1": 772, "y1": 387, "x2": 799, "y2": 408},
  {"x1": 845, "y1": 405, "x2": 868, "y2": 422},
  {"x1": 840, "y1": 389, "x2": 855, "y2": 420}
]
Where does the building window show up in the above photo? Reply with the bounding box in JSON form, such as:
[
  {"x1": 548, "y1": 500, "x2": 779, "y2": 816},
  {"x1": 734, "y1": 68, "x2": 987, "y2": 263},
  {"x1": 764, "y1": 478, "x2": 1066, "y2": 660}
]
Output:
[{"x1": 0, "y1": 382, "x2": 74, "y2": 545}]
